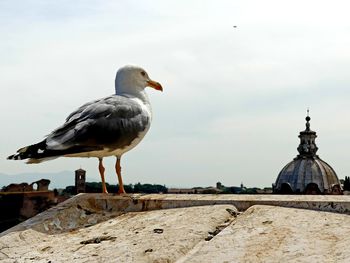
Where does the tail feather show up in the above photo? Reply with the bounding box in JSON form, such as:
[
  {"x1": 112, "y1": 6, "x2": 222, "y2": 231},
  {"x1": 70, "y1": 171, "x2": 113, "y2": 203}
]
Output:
[
  {"x1": 7, "y1": 140, "x2": 47, "y2": 163},
  {"x1": 8, "y1": 140, "x2": 104, "y2": 163}
]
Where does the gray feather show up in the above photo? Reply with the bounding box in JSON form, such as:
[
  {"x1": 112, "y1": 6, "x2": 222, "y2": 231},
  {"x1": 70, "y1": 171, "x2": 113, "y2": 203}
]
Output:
[{"x1": 46, "y1": 95, "x2": 150, "y2": 152}]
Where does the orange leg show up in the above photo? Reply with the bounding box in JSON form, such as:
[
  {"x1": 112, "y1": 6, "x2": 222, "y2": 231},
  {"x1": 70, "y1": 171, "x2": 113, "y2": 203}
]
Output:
[
  {"x1": 116, "y1": 157, "x2": 126, "y2": 194},
  {"x1": 98, "y1": 158, "x2": 108, "y2": 194}
]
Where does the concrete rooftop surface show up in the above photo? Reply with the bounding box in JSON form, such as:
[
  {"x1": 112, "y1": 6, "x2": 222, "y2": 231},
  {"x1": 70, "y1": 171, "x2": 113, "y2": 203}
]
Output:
[{"x1": 0, "y1": 194, "x2": 349, "y2": 262}]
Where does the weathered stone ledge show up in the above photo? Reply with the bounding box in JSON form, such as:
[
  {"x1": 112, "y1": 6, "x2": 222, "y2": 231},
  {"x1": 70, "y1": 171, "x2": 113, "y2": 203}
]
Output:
[
  {"x1": 135, "y1": 193, "x2": 350, "y2": 213},
  {"x1": 1, "y1": 193, "x2": 349, "y2": 237},
  {"x1": 1, "y1": 194, "x2": 350, "y2": 262}
]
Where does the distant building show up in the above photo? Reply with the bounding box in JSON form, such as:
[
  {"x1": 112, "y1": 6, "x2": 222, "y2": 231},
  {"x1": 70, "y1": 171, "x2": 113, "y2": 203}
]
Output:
[
  {"x1": 216, "y1": 182, "x2": 223, "y2": 189},
  {"x1": 0, "y1": 179, "x2": 56, "y2": 232},
  {"x1": 32, "y1": 179, "x2": 50, "y2": 191},
  {"x1": 3, "y1": 179, "x2": 50, "y2": 192},
  {"x1": 274, "y1": 114, "x2": 342, "y2": 195},
  {"x1": 75, "y1": 168, "x2": 86, "y2": 194}
]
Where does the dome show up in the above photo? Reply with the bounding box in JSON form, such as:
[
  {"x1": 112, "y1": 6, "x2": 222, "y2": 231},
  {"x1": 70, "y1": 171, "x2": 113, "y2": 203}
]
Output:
[
  {"x1": 274, "y1": 113, "x2": 342, "y2": 195},
  {"x1": 275, "y1": 157, "x2": 341, "y2": 194}
]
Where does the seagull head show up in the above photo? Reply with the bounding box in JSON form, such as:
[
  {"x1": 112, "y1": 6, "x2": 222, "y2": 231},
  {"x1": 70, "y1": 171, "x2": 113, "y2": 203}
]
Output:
[{"x1": 115, "y1": 65, "x2": 163, "y2": 95}]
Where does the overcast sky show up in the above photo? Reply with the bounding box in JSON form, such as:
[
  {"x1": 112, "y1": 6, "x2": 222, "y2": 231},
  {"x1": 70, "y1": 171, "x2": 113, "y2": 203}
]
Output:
[{"x1": 1, "y1": 0, "x2": 350, "y2": 188}]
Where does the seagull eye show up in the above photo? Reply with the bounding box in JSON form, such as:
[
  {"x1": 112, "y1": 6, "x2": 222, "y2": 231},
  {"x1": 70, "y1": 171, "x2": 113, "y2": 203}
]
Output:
[{"x1": 140, "y1": 71, "x2": 146, "y2": 77}]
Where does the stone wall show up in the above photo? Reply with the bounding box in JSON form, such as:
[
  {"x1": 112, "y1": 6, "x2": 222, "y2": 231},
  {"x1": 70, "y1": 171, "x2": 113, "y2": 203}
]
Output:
[{"x1": 0, "y1": 191, "x2": 55, "y2": 232}]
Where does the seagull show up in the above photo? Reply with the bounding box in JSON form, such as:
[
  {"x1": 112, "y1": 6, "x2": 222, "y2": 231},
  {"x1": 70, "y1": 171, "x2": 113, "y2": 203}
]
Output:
[{"x1": 7, "y1": 65, "x2": 163, "y2": 194}]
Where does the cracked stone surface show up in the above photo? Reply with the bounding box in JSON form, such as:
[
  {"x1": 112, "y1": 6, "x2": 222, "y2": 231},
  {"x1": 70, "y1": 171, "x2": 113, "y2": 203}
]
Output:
[
  {"x1": 181, "y1": 205, "x2": 350, "y2": 263},
  {"x1": 1, "y1": 194, "x2": 350, "y2": 263},
  {"x1": 0, "y1": 205, "x2": 236, "y2": 263}
]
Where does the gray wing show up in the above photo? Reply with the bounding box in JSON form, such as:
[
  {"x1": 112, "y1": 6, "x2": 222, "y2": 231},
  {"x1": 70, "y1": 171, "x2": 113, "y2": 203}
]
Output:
[{"x1": 45, "y1": 95, "x2": 150, "y2": 153}]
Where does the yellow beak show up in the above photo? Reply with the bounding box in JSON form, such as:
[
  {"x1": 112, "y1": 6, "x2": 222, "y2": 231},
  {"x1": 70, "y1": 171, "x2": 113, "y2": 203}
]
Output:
[{"x1": 147, "y1": 79, "x2": 163, "y2": 92}]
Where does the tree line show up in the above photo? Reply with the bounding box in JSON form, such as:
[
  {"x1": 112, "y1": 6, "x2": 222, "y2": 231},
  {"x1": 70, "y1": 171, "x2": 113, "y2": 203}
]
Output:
[{"x1": 63, "y1": 182, "x2": 168, "y2": 195}]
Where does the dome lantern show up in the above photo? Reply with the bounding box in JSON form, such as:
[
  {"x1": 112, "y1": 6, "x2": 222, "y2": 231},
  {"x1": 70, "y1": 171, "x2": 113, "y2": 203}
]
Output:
[{"x1": 296, "y1": 114, "x2": 318, "y2": 157}]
